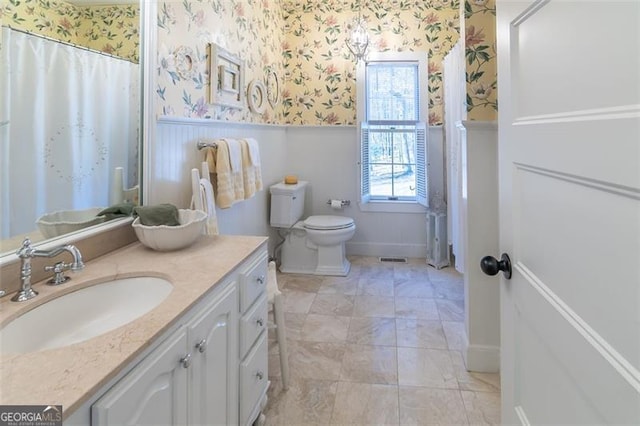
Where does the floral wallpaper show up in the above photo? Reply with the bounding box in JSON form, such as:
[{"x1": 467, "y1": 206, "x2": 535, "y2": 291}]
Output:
[
  {"x1": 155, "y1": 0, "x2": 286, "y2": 123},
  {"x1": 282, "y1": 0, "x2": 460, "y2": 125},
  {"x1": 153, "y1": 0, "x2": 458, "y2": 125},
  {"x1": 2, "y1": 0, "x2": 139, "y2": 62},
  {"x1": 464, "y1": 0, "x2": 496, "y2": 120},
  {"x1": 3, "y1": 0, "x2": 496, "y2": 125}
]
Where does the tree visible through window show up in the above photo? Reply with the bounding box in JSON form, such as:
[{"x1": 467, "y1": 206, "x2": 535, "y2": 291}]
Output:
[
  {"x1": 359, "y1": 55, "x2": 428, "y2": 206},
  {"x1": 368, "y1": 124, "x2": 417, "y2": 198}
]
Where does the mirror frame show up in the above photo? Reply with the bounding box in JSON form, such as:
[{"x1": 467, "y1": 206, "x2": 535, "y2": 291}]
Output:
[{"x1": 0, "y1": 0, "x2": 156, "y2": 268}]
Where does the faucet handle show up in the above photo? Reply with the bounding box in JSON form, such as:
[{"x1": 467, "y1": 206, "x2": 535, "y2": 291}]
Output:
[
  {"x1": 16, "y1": 237, "x2": 34, "y2": 258},
  {"x1": 44, "y1": 261, "x2": 72, "y2": 286}
]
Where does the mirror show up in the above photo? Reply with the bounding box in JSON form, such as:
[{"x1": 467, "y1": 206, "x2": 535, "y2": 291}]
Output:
[{"x1": 0, "y1": 0, "x2": 143, "y2": 258}]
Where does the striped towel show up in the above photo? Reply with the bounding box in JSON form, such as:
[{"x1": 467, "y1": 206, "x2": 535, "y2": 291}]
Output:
[
  {"x1": 203, "y1": 140, "x2": 236, "y2": 208},
  {"x1": 223, "y1": 138, "x2": 245, "y2": 202}
]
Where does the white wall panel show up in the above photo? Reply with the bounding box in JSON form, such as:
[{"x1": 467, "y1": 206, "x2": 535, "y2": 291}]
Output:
[
  {"x1": 461, "y1": 121, "x2": 500, "y2": 372},
  {"x1": 150, "y1": 120, "x2": 446, "y2": 259},
  {"x1": 285, "y1": 125, "x2": 445, "y2": 258},
  {"x1": 151, "y1": 117, "x2": 288, "y2": 255}
]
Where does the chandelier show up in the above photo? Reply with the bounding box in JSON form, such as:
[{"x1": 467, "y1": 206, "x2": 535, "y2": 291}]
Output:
[{"x1": 346, "y1": 2, "x2": 369, "y2": 62}]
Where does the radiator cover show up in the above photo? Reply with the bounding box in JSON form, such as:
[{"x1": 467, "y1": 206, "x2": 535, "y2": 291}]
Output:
[{"x1": 426, "y1": 211, "x2": 450, "y2": 269}]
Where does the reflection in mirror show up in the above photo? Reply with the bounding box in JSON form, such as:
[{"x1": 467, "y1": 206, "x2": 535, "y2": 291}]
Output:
[{"x1": 0, "y1": 0, "x2": 141, "y2": 256}]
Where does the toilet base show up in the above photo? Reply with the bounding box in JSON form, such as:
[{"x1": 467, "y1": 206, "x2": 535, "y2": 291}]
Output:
[
  {"x1": 280, "y1": 259, "x2": 351, "y2": 277},
  {"x1": 278, "y1": 225, "x2": 352, "y2": 277},
  {"x1": 314, "y1": 243, "x2": 351, "y2": 276},
  {"x1": 314, "y1": 258, "x2": 351, "y2": 276}
]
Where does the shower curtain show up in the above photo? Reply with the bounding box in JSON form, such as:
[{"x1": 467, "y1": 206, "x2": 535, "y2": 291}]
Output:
[
  {"x1": 0, "y1": 27, "x2": 139, "y2": 239},
  {"x1": 443, "y1": 41, "x2": 466, "y2": 273}
]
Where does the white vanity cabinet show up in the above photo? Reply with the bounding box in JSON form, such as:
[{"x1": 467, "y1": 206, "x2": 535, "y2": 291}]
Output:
[
  {"x1": 86, "y1": 244, "x2": 269, "y2": 426},
  {"x1": 92, "y1": 283, "x2": 238, "y2": 426}
]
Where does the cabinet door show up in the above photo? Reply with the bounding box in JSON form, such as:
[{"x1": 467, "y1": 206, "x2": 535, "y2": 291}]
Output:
[
  {"x1": 188, "y1": 283, "x2": 239, "y2": 426},
  {"x1": 92, "y1": 330, "x2": 189, "y2": 426}
]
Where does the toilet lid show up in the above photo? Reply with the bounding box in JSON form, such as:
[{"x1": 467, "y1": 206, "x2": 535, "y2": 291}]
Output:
[{"x1": 303, "y1": 215, "x2": 354, "y2": 230}]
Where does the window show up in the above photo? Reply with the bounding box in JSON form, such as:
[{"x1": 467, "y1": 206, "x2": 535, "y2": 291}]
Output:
[{"x1": 357, "y1": 52, "x2": 428, "y2": 211}]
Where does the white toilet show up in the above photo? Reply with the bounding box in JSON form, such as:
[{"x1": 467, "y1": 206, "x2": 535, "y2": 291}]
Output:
[{"x1": 270, "y1": 181, "x2": 355, "y2": 276}]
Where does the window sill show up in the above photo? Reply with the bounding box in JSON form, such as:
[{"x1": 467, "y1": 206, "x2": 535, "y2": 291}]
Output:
[{"x1": 358, "y1": 200, "x2": 428, "y2": 214}]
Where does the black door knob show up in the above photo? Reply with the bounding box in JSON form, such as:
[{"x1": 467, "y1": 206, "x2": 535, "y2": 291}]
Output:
[{"x1": 480, "y1": 253, "x2": 512, "y2": 279}]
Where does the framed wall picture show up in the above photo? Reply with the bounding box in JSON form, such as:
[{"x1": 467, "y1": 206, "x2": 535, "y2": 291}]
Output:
[{"x1": 209, "y1": 44, "x2": 244, "y2": 109}]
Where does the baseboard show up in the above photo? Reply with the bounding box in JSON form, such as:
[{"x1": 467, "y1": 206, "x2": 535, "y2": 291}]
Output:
[
  {"x1": 463, "y1": 341, "x2": 500, "y2": 373},
  {"x1": 345, "y1": 241, "x2": 427, "y2": 259}
]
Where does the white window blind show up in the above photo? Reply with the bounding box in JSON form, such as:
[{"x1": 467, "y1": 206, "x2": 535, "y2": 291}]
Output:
[{"x1": 361, "y1": 122, "x2": 371, "y2": 204}]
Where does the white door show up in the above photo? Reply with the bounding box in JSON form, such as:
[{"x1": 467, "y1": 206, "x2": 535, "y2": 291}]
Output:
[{"x1": 496, "y1": 0, "x2": 640, "y2": 424}]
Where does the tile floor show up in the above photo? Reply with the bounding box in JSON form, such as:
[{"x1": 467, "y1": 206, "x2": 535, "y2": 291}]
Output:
[{"x1": 263, "y1": 256, "x2": 501, "y2": 425}]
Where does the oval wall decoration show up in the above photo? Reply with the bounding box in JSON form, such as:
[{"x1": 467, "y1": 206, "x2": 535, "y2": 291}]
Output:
[
  {"x1": 174, "y1": 45, "x2": 197, "y2": 80},
  {"x1": 247, "y1": 79, "x2": 267, "y2": 114},
  {"x1": 265, "y1": 67, "x2": 280, "y2": 108}
]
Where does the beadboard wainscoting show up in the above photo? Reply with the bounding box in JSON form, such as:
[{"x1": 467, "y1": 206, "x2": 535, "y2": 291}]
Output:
[
  {"x1": 151, "y1": 117, "x2": 289, "y2": 255},
  {"x1": 285, "y1": 126, "x2": 446, "y2": 259},
  {"x1": 150, "y1": 118, "x2": 445, "y2": 259}
]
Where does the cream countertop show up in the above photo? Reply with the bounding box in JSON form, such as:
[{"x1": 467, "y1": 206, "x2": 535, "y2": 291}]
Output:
[{"x1": 0, "y1": 234, "x2": 267, "y2": 418}]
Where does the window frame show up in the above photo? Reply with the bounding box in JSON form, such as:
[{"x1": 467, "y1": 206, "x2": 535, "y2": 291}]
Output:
[{"x1": 356, "y1": 51, "x2": 429, "y2": 213}]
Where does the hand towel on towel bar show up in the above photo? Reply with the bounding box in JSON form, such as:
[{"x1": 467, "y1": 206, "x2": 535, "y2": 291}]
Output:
[
  {"x1": 248, "y1": 138, "x2": 263, "y2": 192},
  {"x1": 224, "y1": 138, "x2": 245, "y2": 202},
  {"x1": 239, "y1": 139, "x2": 261, "y2": 199},
  {"x1": 202, "y1": 139, "x2": 242, "y2": 208}
]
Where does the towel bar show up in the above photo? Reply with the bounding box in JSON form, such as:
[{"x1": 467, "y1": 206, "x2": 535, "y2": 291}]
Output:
[{"x1": 197, "y1": 140, "x2": 218, "y2": 150}]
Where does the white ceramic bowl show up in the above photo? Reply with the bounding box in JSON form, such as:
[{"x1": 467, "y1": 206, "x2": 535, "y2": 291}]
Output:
[
  {"x1": 132, "y1": 209, "x2": 207, "y2": 251},
  {"x1": 37, "y1": 207, "x2": 106, "y2": 238}
]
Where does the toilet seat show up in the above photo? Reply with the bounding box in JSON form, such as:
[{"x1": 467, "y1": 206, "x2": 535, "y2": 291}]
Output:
[{"x1": 303, "y1": 215, "x2": 355, "y2": 231}]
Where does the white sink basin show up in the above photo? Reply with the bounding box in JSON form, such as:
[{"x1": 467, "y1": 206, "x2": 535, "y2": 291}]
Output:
[{"x1": 0, "y1": 277, "x2": 173, "y2": 354}]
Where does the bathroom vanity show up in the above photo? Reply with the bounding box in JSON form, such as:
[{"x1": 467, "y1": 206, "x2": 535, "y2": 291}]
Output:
[{"x1": 0, "y1": 235, "x2": 269, "y2": 426}]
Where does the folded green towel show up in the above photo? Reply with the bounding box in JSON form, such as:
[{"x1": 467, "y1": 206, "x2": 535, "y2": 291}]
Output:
[
  {"x1": 133, "y1": 204, "x2": 180, "y2": 226},
  {"x1": 98, "y1": 202, "x2": 135, "y2": 220}
]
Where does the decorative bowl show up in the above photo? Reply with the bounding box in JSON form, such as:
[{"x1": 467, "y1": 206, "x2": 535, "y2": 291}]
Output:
[
  {"x1": 132, "y1": 209, "x2": 207, "y2": 251},
  {"x1": 36, "y1": 207, "x2": 106, "y2": 238}
]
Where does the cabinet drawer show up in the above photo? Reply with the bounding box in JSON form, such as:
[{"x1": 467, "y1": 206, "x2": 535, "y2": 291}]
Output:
[
  {"x1": 239, "y1": 253, "x2": 268, "y2": 312},
  {"x1": 240, "y1": 294, "x2": 268, "y2": 358},
  {"x1": 239, "y1": 332, "x2": 268, "y2": 426}
]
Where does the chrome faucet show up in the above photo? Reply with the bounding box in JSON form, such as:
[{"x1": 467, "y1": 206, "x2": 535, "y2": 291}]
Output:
[{"x1": 12, "y1": 237, "x2": 85, "y2": 302}]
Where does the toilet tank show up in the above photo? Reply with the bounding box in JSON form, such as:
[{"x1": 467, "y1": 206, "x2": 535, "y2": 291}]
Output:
[{"x1": 270, "y1": 181, "x2": 307, "y2": 228}]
